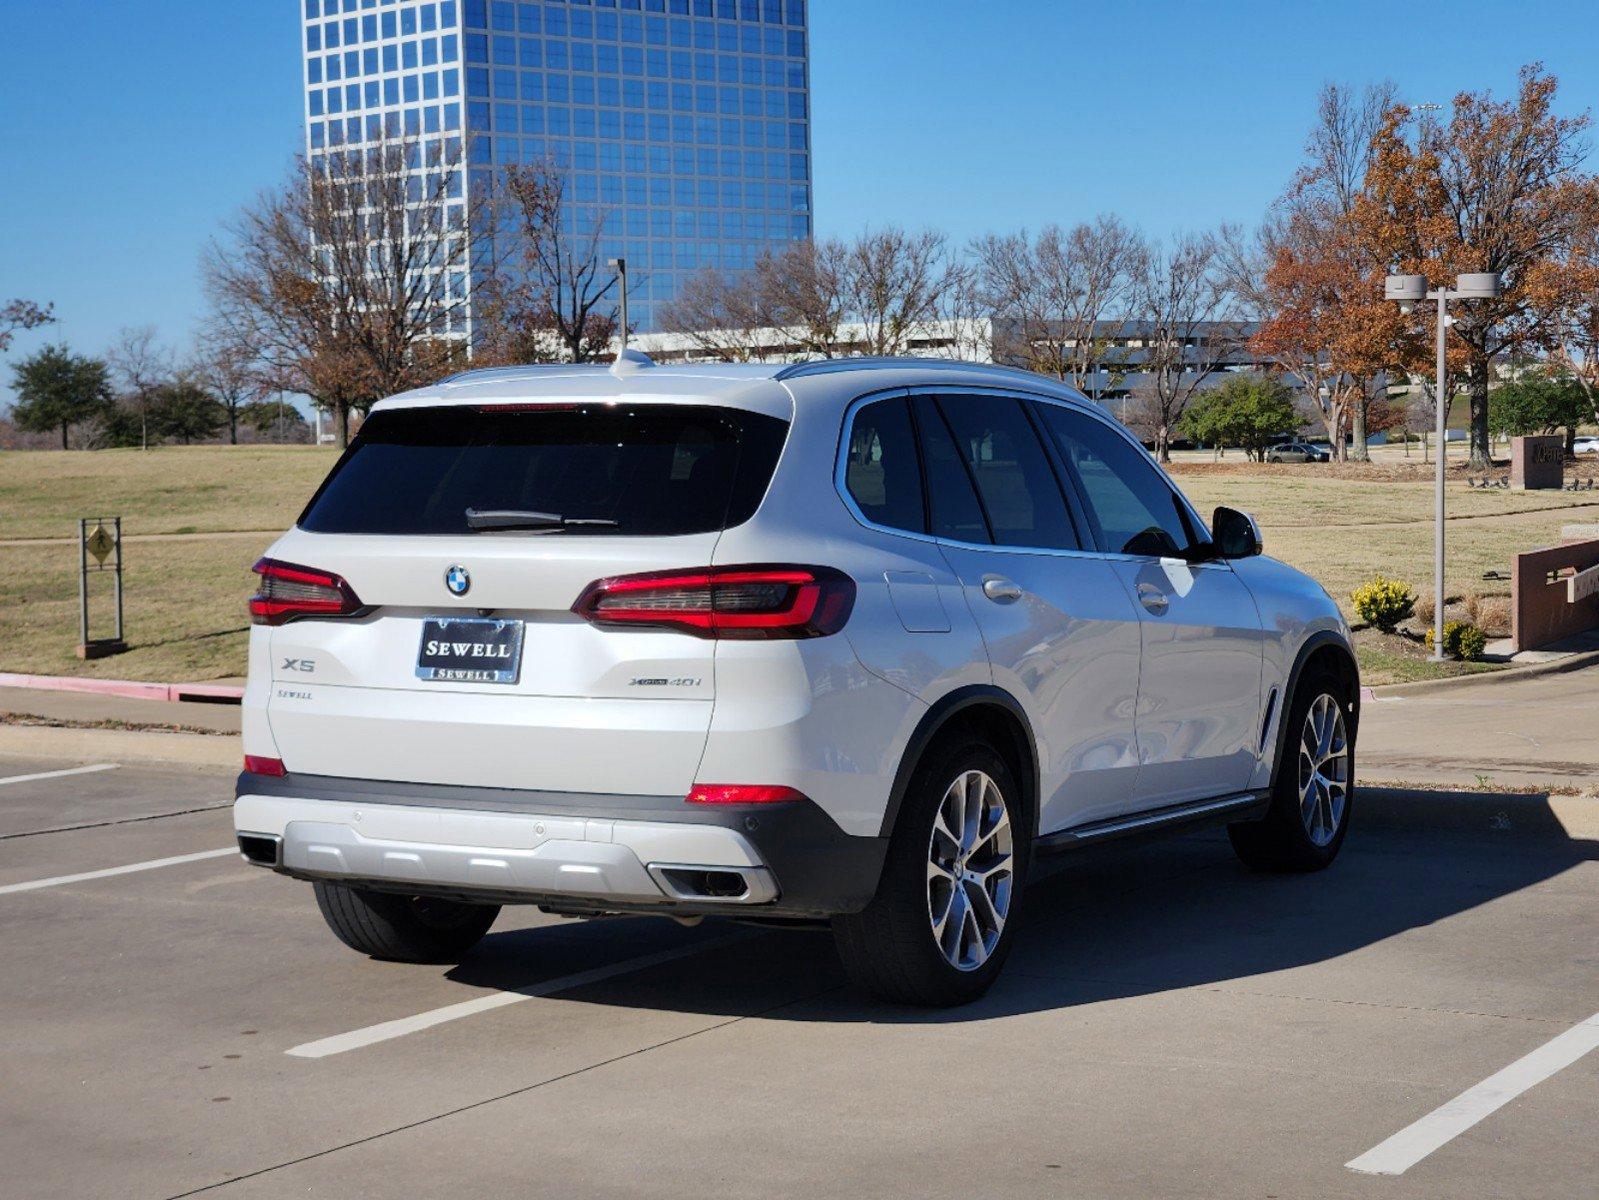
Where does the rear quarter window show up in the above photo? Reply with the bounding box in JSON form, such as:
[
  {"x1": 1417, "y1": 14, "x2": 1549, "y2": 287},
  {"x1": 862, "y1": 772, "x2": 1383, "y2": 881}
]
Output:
[{"x1": 298, "y1": 404, "x2": 788, "y2": 537}]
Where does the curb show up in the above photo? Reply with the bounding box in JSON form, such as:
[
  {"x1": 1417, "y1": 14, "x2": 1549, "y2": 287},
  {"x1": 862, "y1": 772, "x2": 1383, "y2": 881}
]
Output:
[
  {"x1": 0, "y1": 725, "x2": 239, "y2": 769},
  {"x1": 1370, "y1": 648, "x2": 1599, "y2": 698},
  {"x1": 0, "y1": 672, "x2": 243, "y2": 705},
  {"x1": 1357, "y1": 784, "x2": 1599, "y2": 844}
]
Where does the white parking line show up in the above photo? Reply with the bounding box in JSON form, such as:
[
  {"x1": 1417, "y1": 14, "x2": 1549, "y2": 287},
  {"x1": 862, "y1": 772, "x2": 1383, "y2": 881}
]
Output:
[
  {"x1": 1347, "y1": 1010, "x2": 1599, "y2": 1176},
  {"x1": 0, "y1": 763, "x2": 119, "y2": 787},
  {"x1": 0, "y1": 847, "x2": 237, "y2": 896},
  {"x1": 287, "y1": 933, "x2": 750, "y2": 1059}
]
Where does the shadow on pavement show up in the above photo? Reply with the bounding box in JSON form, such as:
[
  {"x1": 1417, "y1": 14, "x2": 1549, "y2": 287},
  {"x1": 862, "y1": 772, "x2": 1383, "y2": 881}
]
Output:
[{"x1": 443, "y1": 788, "x2": 1598, "y2": 1023}]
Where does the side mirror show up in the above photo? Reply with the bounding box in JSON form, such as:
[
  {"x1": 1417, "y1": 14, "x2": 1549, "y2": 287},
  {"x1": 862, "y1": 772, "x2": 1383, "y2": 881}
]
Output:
[{"x1": 1212, "y1": 506, "x2": 1263, "y2": 559}]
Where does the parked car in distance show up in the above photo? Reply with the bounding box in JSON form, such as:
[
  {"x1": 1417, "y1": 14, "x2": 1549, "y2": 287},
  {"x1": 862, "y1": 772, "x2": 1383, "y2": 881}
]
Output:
[
  {"x1": 1575, "y1": 435, "x2": 1599, "y2": 455},
  {"x1": 1266, "y1": 442, "x2": 1330, "y2": 463},
  {"x1": 233, "y1": 355, "x2": 1360, "y2": 1006}
]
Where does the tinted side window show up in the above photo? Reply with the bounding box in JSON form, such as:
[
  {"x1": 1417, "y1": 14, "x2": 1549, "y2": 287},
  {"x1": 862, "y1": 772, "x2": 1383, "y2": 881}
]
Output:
[
  {"x1": 844, "y1": 397, "x2": 924, "y2": 534},
  {"x1": 913, "y1": 396, "x2": 990, "y2": 543},
  {"x1": 933, "y1": 394, "x2": 1079, "y2": 550},
  {"x1": 1035, "y1": 404, "x2": 1201, "y2": 557}
]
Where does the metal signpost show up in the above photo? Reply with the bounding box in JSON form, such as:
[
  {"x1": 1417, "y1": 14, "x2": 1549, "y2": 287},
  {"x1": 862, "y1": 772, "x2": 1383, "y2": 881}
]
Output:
[{"x1": 77, "y1": 516, "x2": 127, "y2": 659}]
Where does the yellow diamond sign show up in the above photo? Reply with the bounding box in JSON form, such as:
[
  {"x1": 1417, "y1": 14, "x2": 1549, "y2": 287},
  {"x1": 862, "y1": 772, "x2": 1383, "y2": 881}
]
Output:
[{"x1": 86, "y1": 523, "x2": 115, "y2": 566}]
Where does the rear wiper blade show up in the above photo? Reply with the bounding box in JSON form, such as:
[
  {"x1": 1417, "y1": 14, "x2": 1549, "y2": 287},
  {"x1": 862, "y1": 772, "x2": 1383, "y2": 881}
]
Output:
[
  {"x1": 466, "y1": 508, "x2": 562, "y2": 530},
  {"x1": 465, "y1": 508, "x2": 618, "y2": 532}
]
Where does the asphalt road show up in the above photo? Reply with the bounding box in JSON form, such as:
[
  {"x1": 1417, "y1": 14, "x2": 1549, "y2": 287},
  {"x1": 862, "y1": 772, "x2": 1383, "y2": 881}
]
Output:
[{"x1": 2, "y1": 753, "x2": 1596, "y2": 1200}]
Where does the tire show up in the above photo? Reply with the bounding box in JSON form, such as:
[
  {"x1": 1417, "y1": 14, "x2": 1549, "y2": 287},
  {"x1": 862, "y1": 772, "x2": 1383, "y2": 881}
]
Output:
[
  {"x1": 833, "y1": 739, "x2": 1028, "y2": 1006},
  {"x1": 313, "y1": 881, "x2": 500, "y2": 963},
  {"x1": 1229, "y1": 667, "x2": 1354, "y2": 872}
]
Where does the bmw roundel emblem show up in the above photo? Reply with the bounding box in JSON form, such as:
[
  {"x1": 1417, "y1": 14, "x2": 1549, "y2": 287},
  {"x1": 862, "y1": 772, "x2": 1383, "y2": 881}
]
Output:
[{"x1": 444, "y1": 564, "x2": 471, "y2": 596}]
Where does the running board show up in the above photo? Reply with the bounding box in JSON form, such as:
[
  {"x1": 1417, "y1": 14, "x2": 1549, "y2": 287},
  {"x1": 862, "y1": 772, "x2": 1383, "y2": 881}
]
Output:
[{"x1": 1037, "y1": 790, "x2": 1270, "y2": 852}]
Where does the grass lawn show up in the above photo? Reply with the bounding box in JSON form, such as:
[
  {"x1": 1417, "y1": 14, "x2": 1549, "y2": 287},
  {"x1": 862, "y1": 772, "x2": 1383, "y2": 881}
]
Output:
[
  {"x1": 0, "y1": 445, "x2": 338, "y2": 539},
  {"x1": 1, "y1": 446, "x2": 1595, "y2": 682},
  {"x1": 1347, "y1": 627, "x2": 1506, "y2": 687}
]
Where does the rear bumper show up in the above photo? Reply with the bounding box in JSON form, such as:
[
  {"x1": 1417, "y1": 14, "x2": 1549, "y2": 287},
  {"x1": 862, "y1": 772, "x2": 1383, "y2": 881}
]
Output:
[{"x1": 233, "y1": 771, "x2": 887, "y2": 918}]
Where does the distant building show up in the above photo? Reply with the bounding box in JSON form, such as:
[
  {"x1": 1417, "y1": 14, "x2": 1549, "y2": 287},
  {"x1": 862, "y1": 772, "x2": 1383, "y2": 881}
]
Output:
[
  {"x1": 636, "y1": 317, "x2": 1281, "y2": 397},
  {"x1": 299, "y1": 0, "x2": 815, "y2": 332}
]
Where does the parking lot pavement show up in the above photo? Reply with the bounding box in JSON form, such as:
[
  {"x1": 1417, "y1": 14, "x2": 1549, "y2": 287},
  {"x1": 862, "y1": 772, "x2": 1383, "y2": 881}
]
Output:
[{"x1": 2, "y1": 753, "x2": 1596, "y2": 1200}]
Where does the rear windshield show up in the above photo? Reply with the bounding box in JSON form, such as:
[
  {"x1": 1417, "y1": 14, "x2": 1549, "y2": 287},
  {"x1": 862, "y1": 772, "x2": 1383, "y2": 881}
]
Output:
[{"x1": 298, "y1": 404, "x2": 789, "y2": 537}]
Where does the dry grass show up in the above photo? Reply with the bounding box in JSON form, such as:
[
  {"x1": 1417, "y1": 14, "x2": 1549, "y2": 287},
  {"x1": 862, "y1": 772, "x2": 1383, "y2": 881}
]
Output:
[
  {"x1": 2, "y1": 446, "x2": 1596, "y2": 682},
  {"x1": 1172, "y1": 466, "x2": 1599, "y2": 616},
  {"x1": 0, "y1": 445, "x2": 337, "y2": 540},
  {"x1": 0, "y1": 535, "x2": 271, "y2": 681}
]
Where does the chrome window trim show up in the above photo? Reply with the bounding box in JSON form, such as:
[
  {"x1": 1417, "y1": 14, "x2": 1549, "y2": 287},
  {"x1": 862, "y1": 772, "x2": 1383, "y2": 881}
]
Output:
[{"x1": 833, "y1": 382, "x2": 1230, "y2": 568}]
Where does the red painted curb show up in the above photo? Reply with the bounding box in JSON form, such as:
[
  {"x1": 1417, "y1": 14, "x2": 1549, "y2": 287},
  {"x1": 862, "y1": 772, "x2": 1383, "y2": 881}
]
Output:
[{"x1": 0, "y1": 672, "x2": 244, "y2": 705}]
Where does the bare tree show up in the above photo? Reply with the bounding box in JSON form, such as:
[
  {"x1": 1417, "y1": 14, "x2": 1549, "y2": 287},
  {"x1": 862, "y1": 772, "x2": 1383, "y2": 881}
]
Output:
[
  {"x1": 190, "y1": 327, "x2": 267, "y2": 445},
  {"x1": 655, "y1": 267, "x2": 772, "y2": 362},
  {"x1": 1130, "y1": 231, "x2": 1240, "y2": 462},
  {"x1": 107, "y1": 326, "x2": 173, "y2": 451},
  {"x1": 755, "y1": 237, "x2": 849, "y2": 357},
  {"x1": 475, "y1": 162, "x2": 618, "y2": 364},
  {"x1": 839, "y1": 227, "x2": 966, "y2": 356},
  {"x1": 0, "y1": 299, "x2": 54, "y2": 354},
  {"x1": 205, "y1": 135, "x2": 476, "y2": 446},
  {"x1": 975, "y1": 218, "x2": 1145, "y2": 390}
]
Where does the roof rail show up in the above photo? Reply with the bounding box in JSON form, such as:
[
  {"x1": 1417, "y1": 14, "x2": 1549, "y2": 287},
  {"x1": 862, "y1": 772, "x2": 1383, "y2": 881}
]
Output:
[
  {"x1": 773, "y1": 355, "x2": 1086, "y2": 394},
  {"x1": 436, "y1": 363, "x2": 611, "y2": 387}
]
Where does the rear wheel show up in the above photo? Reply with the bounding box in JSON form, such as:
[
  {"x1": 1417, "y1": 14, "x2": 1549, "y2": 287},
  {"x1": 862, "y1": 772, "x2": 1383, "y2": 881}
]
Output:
[
  {"x1": 313, "y1": 881, "x2": 499, "y2": 963},
  {"x1": 833, "y1": 740, "x2": 1027, "y2": 1006},
  {"x1": 1229, "y1": 668, "x2": 1354, "y2": 872}
]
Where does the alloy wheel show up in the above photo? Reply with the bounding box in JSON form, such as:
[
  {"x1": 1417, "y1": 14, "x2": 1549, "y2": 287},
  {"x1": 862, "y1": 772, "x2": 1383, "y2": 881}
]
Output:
[
  {"x1": 926, "y1": 769, "x2": 1015, "y2": 971},
  {"x1": 1298, "y1": 694, "x2": 1349, "y2": 846}
]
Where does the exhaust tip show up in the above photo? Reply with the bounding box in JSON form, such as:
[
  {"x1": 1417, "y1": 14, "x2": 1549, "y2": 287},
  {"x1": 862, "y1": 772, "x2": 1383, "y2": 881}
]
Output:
[
  {"x1": 649, "y1": 863, "x2": 778, "y2": 904},
  {"x1": 237, "y1": 833, "x2": 282, "y2": 867}
]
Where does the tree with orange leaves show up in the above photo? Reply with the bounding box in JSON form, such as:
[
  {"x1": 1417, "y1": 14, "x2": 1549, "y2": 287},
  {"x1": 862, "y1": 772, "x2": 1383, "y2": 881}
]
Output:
[
  {"x1": 1246, "y1": 84, "x2": 1415, "y2": 461},
  {"x1": 1356, "y1": 65, "x2": 1599, "y2": 468}
]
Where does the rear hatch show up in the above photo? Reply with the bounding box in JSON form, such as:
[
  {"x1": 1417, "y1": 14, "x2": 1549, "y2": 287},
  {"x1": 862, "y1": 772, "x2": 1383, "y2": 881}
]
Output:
[{"x1": 258, "y1": 397, "x2": 788, "y2": 796}]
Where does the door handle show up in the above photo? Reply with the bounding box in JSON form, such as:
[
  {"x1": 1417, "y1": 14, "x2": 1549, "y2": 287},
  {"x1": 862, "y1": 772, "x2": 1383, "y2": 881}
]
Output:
[
  {"x1": 981, "y1": 576, "x2": 1023, "y2": 603},
  {"x1": 1136, "y1": 582, "x2": 1169, "y2": 615}
]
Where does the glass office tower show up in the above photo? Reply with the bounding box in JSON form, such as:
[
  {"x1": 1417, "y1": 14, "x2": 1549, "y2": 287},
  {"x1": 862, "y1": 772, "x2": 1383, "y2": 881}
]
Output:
[{"x1": 301, "y1": 0, "x2": 813, "y2": 331}]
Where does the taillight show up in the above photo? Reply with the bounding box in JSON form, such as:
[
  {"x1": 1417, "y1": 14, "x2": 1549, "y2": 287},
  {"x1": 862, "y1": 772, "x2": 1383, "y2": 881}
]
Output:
[
  {"x1": 249, "y1": 558, "x2": 364, "y2": 626},
  {"x1": 686, "y1": 784, "x2": 808, "y2": 805},
  {"x1": 243, "y1": 755, "x2": 286, "y2": 777},
  {"x1": 573, "y1": 565, "x2": 855, "y2": 639}
]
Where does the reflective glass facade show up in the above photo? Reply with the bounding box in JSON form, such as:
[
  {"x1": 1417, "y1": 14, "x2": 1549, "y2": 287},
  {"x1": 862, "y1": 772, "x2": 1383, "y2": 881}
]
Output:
[{"x1": 301, "y1": 0, "x2": 812, "y2": 331}]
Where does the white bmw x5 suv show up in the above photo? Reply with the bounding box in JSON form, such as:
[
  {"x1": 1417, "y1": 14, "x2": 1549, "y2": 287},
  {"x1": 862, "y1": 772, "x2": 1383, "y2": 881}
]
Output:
[{"x1": 235, "y1": 355, "x2": 1358, "y2": 1006}]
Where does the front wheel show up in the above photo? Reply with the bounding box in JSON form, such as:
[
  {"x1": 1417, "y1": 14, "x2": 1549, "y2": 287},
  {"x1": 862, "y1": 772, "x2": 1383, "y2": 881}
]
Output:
[
  {"x1": 1229, "y1": 668, "x2": 1354, "y2": 872},
  {"x1": 833, "y1": 740, "x2": 1027, "y2": 1006},
  {"x1": 314, "y1": 881, "x2": 500, "y2": 963}
]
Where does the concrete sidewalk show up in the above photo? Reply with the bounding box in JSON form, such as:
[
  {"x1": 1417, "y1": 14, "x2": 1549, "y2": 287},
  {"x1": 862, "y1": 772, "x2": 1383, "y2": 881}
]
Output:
[{"x1": 1359, "y1": 668, "x2": 1599, "y2": 793}]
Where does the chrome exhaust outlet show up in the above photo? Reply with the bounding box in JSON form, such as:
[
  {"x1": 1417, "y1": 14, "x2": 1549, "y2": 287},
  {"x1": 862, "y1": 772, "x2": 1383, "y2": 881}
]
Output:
[
  {"x1": 647, "y1": 863, "x2": 777, "y2": 905},
  {"x1": 237, "y1": 833, "x2": 283, "y2": 867}
]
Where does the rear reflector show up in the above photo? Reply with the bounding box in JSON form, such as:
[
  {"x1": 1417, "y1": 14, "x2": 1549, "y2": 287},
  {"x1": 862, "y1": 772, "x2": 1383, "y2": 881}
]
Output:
[
  {"x1": 686, "y1": 784, "x2": 808, "y2": 805},
  {"x1": 249, "y1": 558, "x2": 364, "y2": 626},
  {"x1": 574, "y1": 565, "x2": 854, "y2": 639},
  {"x1": 243, "y1": 755, "x2": 286, "y2": 777}
]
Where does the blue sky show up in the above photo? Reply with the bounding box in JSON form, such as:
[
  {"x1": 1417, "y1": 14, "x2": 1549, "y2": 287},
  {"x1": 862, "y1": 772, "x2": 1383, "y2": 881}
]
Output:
[{"x1": 2, "y1": 0, "x2": 1596, "y2": 399}]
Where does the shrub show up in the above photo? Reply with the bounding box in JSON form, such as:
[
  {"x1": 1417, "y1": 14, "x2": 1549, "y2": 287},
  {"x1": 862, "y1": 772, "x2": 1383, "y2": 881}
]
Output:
[
  {"x1": 1455, "y1": 623, "x2": 1489, "y2": 661},
  {"x1": 1466, "y1": 594, "x2": 1512, "y2": 637},
  {"x1": 1352, "y1": 575, "x2": 1417, "y2": 632},
  {"x1": 1424, "y1": 619, "x2": 1488, "y2": 660}
]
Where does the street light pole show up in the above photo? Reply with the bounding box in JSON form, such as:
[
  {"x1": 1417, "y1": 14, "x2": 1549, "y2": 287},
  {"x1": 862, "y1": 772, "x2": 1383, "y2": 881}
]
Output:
[
  {"x1": 1432, "y1": 283, "x2": 1448, "y2": 662},
  {"x1": 1386, "y1": 271, "x2": 1502, "y2": 661}
]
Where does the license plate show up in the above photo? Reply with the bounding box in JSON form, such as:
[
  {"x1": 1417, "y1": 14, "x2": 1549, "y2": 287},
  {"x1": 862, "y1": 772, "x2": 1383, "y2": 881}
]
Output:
[{"x1": 416, "y1": 617, "x2": 524, "y2": 684}]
